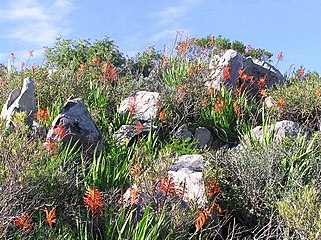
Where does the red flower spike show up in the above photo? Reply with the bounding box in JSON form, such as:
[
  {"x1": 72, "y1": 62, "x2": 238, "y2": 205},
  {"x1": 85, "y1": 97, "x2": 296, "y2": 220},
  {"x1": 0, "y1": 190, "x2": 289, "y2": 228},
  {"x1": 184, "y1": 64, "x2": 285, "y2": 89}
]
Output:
[
  {"x1": 158, "y1": 109, "x2": 167, "y2": 123},
  {"x1": 45, "y1": 207, "x2": 56, "y2": 228},
  {"x1": 35, "y1": 107, "x2": 49, "y2": 122},
  {"x1": 135, "y1": 121, "x2": 143, "y2": 134},
  {"x1": 258, "y1": 74, "x2": 267, "y2": 88},
  {"x1": 205, "y1": 179, "x2": 221, "y2": 198},
  {"x1": 223, "y1": 65, "x2": 231, "y2": 81},
  {"x1": 159, "y1": 177, "x2": 183, "y2": 197},
  {"x1": 189, "y1": 67, "x2": 194, "y2": 77},
  {"x1": 54, "y1": 124, "x2": 67, "y2": 140},
  {"x1": 12, "y1": 212, "x2": 33, "y2": 234},
  {"x1": 195, "y1": 209, "x2": 210, "y2": 233},
  {"x1": 83, "y1": 185, "x2": 104, "y2": 219},
  {"x1": 44, "y1": 137, "x2": 56, "y2": 153},
  {"x1": 130, "y1": 187, "x2": 139, "y2": 205}
]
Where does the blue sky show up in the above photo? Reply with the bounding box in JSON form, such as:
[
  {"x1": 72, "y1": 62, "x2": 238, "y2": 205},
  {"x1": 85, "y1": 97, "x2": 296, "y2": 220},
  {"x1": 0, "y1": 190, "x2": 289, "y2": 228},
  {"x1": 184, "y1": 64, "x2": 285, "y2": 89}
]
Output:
[{"x1": 0, "y1": 0, "x2": 320, "y2": 74}]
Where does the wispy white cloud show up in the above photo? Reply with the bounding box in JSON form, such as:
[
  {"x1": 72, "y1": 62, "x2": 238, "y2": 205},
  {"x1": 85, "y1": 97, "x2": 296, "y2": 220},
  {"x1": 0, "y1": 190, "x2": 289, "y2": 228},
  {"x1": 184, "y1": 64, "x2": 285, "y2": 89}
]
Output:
[
  {"x1": 0, "y1": 0, "x2": 73, "y2": 47},
  {"x1": 149, "y1": 0, "x2": 202, "y2": 45},
  {"x1": 154, "y1": 6, "x2": 187, "y2": 26}
]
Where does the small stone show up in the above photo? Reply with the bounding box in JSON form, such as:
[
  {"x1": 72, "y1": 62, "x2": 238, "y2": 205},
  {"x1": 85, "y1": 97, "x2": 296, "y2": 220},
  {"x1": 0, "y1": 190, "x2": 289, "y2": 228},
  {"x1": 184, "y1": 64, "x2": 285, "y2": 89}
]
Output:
[
  {"x1": 113, "y1": 122, "x2": 156, "y2": 146},
  {"x1": 174, "y1": 124, "x2": 193, "y2": 140}
]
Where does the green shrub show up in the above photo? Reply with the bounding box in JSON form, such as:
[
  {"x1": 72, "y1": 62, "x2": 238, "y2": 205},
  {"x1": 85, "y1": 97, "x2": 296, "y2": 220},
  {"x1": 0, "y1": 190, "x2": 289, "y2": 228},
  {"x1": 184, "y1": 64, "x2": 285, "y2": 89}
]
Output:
[
  {"x1": 45, "y1": 36, "x2": 125, "y2": 72},
  {"x1": 129, "y1": 46, "x2": 161, "y2": 77},
  {"x1": 268, "y1": 73, "x2": 321, "y2": 132},
  {"x1": 210, "y1": 121, "x2": 321, "y2": 236},
  {"x1": 278, "y1": 183, "x2": 321, "y2": 240},
  {"x1": 198, "y1": 86, "x2": 258, "y2": 143}
]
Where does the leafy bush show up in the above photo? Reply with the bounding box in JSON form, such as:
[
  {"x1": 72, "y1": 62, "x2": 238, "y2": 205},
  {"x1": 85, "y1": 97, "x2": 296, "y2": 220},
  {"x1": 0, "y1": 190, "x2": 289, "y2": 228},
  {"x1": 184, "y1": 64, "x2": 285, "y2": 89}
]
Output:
[
  {"x1": 129, "y1": 46, "x2": 161, "y2": 77},
  {"x1": 45, "y1": 36, "x2": 125, "y2": 72},
  {"x1": 268, "y1": 73, "x2": 321, "y2": 132},
  {"x1": 198, "y1": 86, "x2": 258, "y2": 143},
  {"x1": 278, "y1": 183, "x2": 321, "y2": 239},
  {"x1": 210, "y1": 121, "x2": 321, "y2": 237}
]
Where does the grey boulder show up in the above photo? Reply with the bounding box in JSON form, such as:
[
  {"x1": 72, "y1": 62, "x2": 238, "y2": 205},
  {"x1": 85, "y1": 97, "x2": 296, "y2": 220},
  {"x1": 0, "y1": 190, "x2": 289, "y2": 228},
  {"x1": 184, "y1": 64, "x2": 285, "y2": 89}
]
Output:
[
  {"x1": 119, "y1": 91, "x2": 160, "y2": 121},
  {"x1": 168, "y1": 154, "x2": 208, "y2": 207},
  {"x1": 46, "y1": 97, "x2": 103, "y2": 153},
  {"x1": 251, "y1": 120, "x2": 300, "y2": 141},
  {"x1": 1, "y1": 77, "x2": 36, "y2": 128},
  {"x1": 207, "y1": 49, "x2": 243, "y2": 90}
]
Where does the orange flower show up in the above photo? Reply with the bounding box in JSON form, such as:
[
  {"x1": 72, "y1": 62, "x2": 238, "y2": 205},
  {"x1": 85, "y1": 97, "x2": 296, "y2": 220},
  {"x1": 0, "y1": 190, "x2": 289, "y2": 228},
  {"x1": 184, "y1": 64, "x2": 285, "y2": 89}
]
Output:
[
  {"x1": 12, "y1": 212, "x2": 33, "y2": 234},
  {"x1": 130, "y1": 161, "x2": 143, "y2": 176},
  {"x1": 44, "y1": 138, "x2": 56, "y2": 153},
  {"x1": 175, "y1": 96, "x2": 184, "y2": 105},
  {"x1": 31, "y1": 64, "x2": 37, "y2": 75},
  {"x1": 209, "y1": 35, "x2": 214, "y2": 46},
  {"x1": 258, "y1": 74, "x2": 267, "y2": 88},
  {"x1": 208, "y1": 199, "x2": 226, "y2": 216},
  {"x1": 205, "y1": 179, "x2": 221, "y2": 199},
  {"x1": 260, "y1": 89, "x2": 267, "y2": 97},
  {"x1": 135, "y1": 121, "x2": 143, "y2": 134},
  {"x1": 130, "y1": 187, "x2": 139, "y2": 205},
  {"x1": 276, "y1": 97, "x2": 285, "y2": 108},
  {"x1": 236, "y1": 84, "x2": 244, "y2": 96},
  {"x1": 128, "y1": 96, "x2": 136, "y2": 115},
  {"x1": 178, "y1": 84, "x2": 186, "y2": 94},
  {"x1": 214, "y1": 97, "x2": 226, "y2": 113},
  {"x1": 161, "y1": 55, "x2": 167, "y2": 64},
  {"x1": 84, "y1": 185, "x2": 104, "y2": 219},
  {"x1": 159, "y1": 109, "x2": 167, "y2": 123},
  {"x1": 35, "y1": 107, "x2": 49, "y2": 122},
  {"x1": 195, "y1": 209, "x2": 209, "y2": 233},
  {"x1": 54, "y1": 124, "x2": 67, "y2": 140},
  {"x1": 103, "y1": 62, "x2": 117, "y2": 82},
  {"x1": 159, "y1": 176, "x2": 183, "y2": 197},
  {"x1": 79, "y1": 63, "x2": 87, "y2": 72},
  {"x1": 177, "y1": 42, "x2": 186, "y2": 55},
  {"x1": 238, "y1": 68, "x2": 246, "y2": 79},
  {"x1": 315, "y1": 90, "x2": 321, "y2": 97},
  {"x1": 298, "y1": 67, "x2": 305, "y2": 78},
  {"x1": 223, "y1": 65, "x2": 231, "y2": 81},
  {"x1": 44, "y1": 207, "x2": 56, "y2": 228},
  {"x1": 92, "y1": 56, "x2": 100, "y2": 66},
  {"x1": 208, "y1": 87, "x2": 215, "y2": 97},
  {"x1": 233, "y1": 102, "x2": 242, "y2": 117},
  {"x1": 201, "y1": 97, "x2": 209, "y2": 108},
  {"x1": 189, "y1": 67, "x2": 194, "y2": 77}
]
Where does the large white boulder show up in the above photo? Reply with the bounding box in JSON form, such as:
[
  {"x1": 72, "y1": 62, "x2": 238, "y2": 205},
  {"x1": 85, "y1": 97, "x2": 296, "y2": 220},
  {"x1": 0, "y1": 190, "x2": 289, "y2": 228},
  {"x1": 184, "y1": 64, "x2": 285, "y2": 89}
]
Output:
[
  {"x1": 119, "y1": 91, "x2": 160, "y2": 121},
  {"x1": 1, "y1": 77, "x2": 36, "y2": 128}
]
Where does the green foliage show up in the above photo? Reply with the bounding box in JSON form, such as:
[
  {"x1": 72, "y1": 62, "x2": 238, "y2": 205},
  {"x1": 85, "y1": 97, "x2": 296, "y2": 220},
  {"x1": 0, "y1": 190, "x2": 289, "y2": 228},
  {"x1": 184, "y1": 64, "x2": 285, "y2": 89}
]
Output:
[
  {"x1": 268, "y1": 73, "x2": 321, "y2": 132},
  {"x1": 45, "y1": 36, "x2": 125, "y2": 72},
  {"x1": 162, "y1": 58, "x2": 191, "y2": 87},
  {"x1": 231, "y1": 40, "x2": 245, "y2": 53},
  {"x1": 105, "y1": 205, "x2": 169, "y2": 239},
  {"x1": 278, "y1": 183, "x2": 321, "y2": 240},
  {"x1": 160, "y1": 137, "x2": 199, "y2": 156},
  {"x1": 212, "y1": 122, "x2": 321, "y2": 235},
  {"x1": 244, "y1": 48, "x2": 273, "y2": 60},
  {"x1": 86, "y1": 142, "x2": 132, "y2": 191},
  {"x1": 198, "y1": 86, "x2": 257, "y2": 143},
  {"x1": 215, "y1": 35, "x2": 232, "y2": 51},
  {"x1": 129, "y1": 46, "x2": 161, "y2": 77}
]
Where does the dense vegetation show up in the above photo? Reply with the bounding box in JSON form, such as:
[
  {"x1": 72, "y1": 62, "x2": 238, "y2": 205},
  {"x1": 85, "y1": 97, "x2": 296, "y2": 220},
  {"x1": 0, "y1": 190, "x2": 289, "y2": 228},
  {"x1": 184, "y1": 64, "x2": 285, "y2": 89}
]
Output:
[{"x1": 0, "y1": 34, "x2": 321, "y2": 239}]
